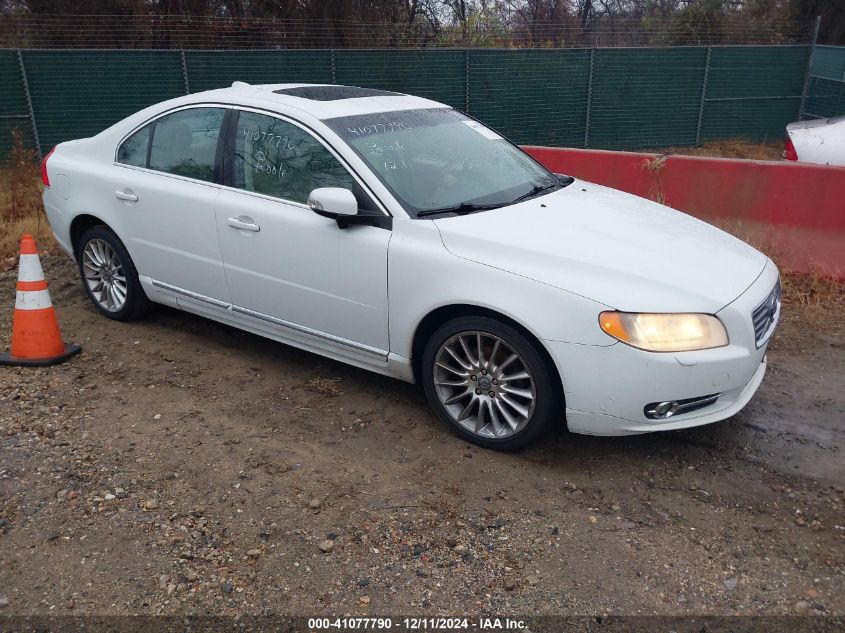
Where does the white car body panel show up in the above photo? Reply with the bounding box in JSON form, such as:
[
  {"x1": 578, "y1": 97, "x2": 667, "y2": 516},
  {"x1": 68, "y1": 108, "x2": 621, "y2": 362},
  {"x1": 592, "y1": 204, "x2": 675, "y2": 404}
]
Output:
[
  {"x1": 214, "y1": 186, "x2": 391, "y2": 354},
  {"x1": 114, "y1": 166, "x2": 229, "y2": 303},
  {"x1": 42, "y1": 83, "x2": 780, "y2": 437},
  {"x1": 433, "y1": 182, "x2": 767, "y2": 313},
  {"x1": 786, "y1": 115, "x2": 845, "y2": 166}
]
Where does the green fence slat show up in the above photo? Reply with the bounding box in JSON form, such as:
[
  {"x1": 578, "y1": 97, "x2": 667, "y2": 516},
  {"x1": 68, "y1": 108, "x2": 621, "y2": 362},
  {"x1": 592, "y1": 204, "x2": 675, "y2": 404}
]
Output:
[
  {"x1": 706, "y1": 46, "x2": 809, "y2": 100},
  {"x1": 22, "y1": 49, "x2": 185, "y2": 154},
  {"x1": 588, "y1": 47, "x2": 707, "y2": 150},
  {"x1": 333, "y1": 49, "x2": 466, "y2": 111},
  {"x1": 185, "y1": 50, "x2": 333, "y2": 92},
  {"x1": 0, "y1": 45, "x2": 831, "y2": 160},
  {"x1": 0, "y1": 49, "x2": 33, "y2": 156},
  {"x1": 811, "y1": 46, "x2": 845, "y2": 81},
  {"x1": 702, "y1": 46, "x2": 810, "y2": 141},
  {"x1": 806, "y1": 76, "x2": 845, "y2": 119},
  {"x1": 467, "y1": 49, "x2": 590, "y2": 148},
  {"x1": 807, "y1": 46, "x2": 845, "y2": 119},
  {"x1": 701, "y1": 98, "x2": 804, "y2": 142}
]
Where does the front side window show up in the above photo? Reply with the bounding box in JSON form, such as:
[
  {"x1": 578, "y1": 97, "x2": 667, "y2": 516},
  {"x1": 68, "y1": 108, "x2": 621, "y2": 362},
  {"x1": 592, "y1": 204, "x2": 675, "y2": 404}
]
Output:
[
  {"x1": 233, "y1": 110, "x2": 355, "y2": 204},
  {"x1": 324, "y1": 108, "x2": 558, "y2": 217},
  {"x1": 117, "y1": 123, "x2": 151, "y2": 167},
  {"x1": 148, "y1": 107, "x2": 225, "y2": 182}
]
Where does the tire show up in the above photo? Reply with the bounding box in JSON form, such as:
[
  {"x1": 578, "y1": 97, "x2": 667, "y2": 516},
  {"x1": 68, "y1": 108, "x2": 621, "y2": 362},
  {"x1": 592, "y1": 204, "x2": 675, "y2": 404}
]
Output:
[
  {"x1": 76, "y1": 225, "x2": 152, "y2": 321},
  {"x1": 421, "y1": 316, "x2": 557, "y2": 451}
]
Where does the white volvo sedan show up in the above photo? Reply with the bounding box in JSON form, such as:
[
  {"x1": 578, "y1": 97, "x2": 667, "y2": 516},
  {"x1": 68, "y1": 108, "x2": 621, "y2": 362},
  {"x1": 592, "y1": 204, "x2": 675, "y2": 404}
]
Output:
[{"x1": 42, "y1": 83, "x2": 780, "y2": 450}]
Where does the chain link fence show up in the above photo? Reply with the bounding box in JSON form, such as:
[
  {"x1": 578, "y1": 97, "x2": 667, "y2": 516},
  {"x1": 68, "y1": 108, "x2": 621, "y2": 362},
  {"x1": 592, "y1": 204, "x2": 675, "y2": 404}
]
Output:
[
  {"x1": 806, "y1": 44, "x2": 845, "y2": 119},
  {"x1": 1, "y1": 44, "x2": 825, "y2": 160}
]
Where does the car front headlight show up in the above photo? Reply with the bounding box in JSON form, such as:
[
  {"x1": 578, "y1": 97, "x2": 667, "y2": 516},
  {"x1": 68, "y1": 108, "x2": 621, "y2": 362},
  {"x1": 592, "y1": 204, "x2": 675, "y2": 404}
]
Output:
[{"x1": 599, "y1": 312, "x2": 728, "y2": 352}]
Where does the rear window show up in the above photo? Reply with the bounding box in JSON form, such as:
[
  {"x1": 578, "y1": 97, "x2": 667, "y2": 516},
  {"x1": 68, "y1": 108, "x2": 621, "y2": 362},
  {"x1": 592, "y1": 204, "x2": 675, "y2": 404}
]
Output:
[
  {"x1": 148, "y1": 107, "x2": 225, "y2": 182},
  {"x1": 117, "y1": 123, "x2": 151, "y2": 167}
]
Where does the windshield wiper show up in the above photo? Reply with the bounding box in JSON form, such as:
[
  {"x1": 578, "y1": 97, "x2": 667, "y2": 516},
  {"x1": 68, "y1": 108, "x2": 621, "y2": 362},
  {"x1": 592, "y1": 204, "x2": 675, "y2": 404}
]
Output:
[
  {"x1": 416, "y1": 201, "x2": 503, "y2": 217},
  {"x1": 508, "y1": 181, "x2": 561, "y2": 205},
  {"x1": 416, "y1": 178, "x2": 566, "y2": 218}
]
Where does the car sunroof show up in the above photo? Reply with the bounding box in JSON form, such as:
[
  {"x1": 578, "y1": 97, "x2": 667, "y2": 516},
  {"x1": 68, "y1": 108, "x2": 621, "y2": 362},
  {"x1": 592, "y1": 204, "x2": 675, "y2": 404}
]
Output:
[{"x1": 272, "y1": 86, "x2": 402, "y2": 101}]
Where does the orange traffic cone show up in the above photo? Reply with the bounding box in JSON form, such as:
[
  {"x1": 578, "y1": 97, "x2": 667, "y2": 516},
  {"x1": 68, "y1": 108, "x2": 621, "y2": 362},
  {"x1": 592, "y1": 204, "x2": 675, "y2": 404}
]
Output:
[{"x1": 0, "y1": 234, "x2": 81, "y2": 366}]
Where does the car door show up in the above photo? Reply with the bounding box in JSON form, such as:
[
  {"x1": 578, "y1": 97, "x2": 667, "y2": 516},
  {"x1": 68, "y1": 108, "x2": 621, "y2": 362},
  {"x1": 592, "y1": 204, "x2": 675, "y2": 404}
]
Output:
[
  {"x1": 214, "y1": 108, "x2": 391, "y2": 357},
  {"x1": 112, "y1": 105, "x2": 230, "y2": 303}
]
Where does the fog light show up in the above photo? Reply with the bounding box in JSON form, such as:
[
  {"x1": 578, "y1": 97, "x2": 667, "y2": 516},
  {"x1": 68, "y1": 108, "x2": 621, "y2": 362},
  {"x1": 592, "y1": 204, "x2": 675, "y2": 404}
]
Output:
[
  {"x1": 647, "y1": 401, "x2": 680, "y2": 419},
  {"x1": 644, "y1": 393, "x2": 722, "y2": 420}
]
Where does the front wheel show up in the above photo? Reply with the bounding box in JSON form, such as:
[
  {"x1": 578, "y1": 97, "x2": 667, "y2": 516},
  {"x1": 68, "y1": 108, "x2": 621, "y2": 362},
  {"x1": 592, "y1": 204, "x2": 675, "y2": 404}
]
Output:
[{"x1": 421, "y1": 316, "x2": 558, "y2": 450}]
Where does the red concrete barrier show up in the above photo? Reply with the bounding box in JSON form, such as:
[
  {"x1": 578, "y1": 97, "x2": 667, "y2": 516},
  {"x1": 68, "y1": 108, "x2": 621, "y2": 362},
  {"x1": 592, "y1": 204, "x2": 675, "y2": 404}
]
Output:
[{"x1": 522, "y1": 146, "x2": 845, "y2": 278}]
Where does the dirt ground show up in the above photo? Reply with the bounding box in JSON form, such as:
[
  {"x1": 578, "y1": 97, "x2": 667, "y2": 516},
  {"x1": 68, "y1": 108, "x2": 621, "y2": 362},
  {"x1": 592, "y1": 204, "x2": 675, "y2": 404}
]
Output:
[{"x1": 1, "y1": 255, "x2": 843, "y2": 618}]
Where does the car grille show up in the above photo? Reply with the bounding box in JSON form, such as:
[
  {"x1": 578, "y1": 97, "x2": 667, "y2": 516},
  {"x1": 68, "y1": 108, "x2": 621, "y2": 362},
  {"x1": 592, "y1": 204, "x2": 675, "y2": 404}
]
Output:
[{"x1": 751, "y1": 278, "x2": 781, "y2": 348}]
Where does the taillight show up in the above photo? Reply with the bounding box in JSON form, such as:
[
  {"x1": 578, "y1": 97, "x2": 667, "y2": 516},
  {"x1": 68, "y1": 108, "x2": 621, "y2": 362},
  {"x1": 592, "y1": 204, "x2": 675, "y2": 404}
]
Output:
[
  {"x1": 783, "y1": 135, "x2": 798, "y2": 161},
  {"x1": 41, "y1": 147, "x2": 55, "y2": 187}
]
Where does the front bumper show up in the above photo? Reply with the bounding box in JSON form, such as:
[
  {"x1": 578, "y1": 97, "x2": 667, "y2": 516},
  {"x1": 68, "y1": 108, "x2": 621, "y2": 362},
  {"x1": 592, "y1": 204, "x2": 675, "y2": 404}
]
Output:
[
  {"x1": 545, "y1": 259, "x2": 779, "y2": 436},
  {"x1": 563, "y1": 357, "x2": 767, "y2": 435}
]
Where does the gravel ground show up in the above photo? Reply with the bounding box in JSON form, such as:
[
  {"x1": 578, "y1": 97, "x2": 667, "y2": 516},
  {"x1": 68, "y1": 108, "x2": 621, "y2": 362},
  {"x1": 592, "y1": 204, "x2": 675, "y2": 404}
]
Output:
[{"x1": 0, "y1": 254, "x2": 843, "y2": 617}]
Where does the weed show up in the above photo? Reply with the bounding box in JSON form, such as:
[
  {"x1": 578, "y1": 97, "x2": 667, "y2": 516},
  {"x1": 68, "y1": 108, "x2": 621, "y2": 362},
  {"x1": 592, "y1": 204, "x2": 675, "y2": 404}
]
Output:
[
  {"x1": 643, "y1": 154, "x2": 667, "y2": 173},
  {"x1": 780, "y1": 270, "x2": 845, "y2": 331},
  {"x1": 643, "y1": 154, "x2": 667, "y2": 204},
  {"x1": 1, "y1": 130, "x2": 54, "y2": 260},
  {"x1": 305, "y1": 377, "x2": 343, "y2": 397},
  {"x1": 2, "y1": 129, "x2": 41, "y2": 222}
]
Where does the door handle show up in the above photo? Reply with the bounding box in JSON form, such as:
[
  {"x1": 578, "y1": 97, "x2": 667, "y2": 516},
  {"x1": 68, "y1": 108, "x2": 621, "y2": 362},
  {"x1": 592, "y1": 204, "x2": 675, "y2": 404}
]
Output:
[
  {"x1": 114, "y1": 190, "x2": 138, "y2": 202},
  {"x1": 227, "y1": 216, "x2": 260, "y2": 232}
]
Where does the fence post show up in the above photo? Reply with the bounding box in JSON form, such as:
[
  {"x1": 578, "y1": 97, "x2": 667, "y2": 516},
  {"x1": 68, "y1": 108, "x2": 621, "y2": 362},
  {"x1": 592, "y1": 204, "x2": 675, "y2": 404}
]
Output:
[
  {"x1": 695, "y1": 46, "x2": 712, "y2": 147},
  {"x1": 16, "y1": 49, "x2": 41, "y2": 159},
  {"x1": 330, "y1": 49, "x2": 336, "y2": 84},
  {"x1": 180, "y1": 49, "x2": 190, "y2": 94},
  {"x1": 464, "y1": 48, "x2": 470, "y2": 114},
  {"x1": 798, "y1": 15, "x2": 822, "y2": 120},
  {"x1": 584, "y1": 48, "x2": 595, "y2": 149}
]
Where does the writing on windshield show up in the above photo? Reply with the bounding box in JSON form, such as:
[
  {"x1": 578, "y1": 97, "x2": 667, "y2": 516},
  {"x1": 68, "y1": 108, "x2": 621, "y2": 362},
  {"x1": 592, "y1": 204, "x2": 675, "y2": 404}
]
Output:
[{"x1": 325, "y1": 108, "x2": 557, "y2": 218}]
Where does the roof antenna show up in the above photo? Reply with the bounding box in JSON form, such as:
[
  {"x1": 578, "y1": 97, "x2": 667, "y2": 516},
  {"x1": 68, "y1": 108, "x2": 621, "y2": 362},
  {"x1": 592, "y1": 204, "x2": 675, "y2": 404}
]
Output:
[{"x1": 231, "y1": 81, "x2": 251, "y2": 89}]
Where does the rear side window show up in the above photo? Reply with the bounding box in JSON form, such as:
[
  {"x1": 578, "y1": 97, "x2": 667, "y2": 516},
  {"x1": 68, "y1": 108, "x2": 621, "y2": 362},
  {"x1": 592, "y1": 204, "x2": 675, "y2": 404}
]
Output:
[
  {"x1": 233, "y1": 111, "x2": 355, "y2": 204},
  {"x1": 149, "y1": 107, "x2": 225, "y2": 182},
  {"x1": 117, "y1": 123, "x2": 151, "y2": 167}
]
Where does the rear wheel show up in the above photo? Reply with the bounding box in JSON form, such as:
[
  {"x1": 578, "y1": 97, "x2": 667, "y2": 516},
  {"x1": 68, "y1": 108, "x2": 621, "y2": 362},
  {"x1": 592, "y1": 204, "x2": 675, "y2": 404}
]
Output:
[
  {"x1": 421, "y1": 316, "x2": 557, "y2": 450},
  {"x1": 77, "y1": 226, "x2": 151, "y2": 321}
]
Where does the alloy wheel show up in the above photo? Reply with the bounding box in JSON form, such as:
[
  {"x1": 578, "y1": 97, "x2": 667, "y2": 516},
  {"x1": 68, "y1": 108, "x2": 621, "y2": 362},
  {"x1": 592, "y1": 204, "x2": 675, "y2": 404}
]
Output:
[{"x1": 433, "y1": 330, "x2": 536, "y2": 439}]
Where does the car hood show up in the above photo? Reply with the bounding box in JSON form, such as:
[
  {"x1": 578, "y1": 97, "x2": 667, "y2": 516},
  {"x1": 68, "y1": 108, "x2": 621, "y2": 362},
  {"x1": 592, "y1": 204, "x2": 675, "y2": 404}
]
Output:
[{"x1": 433, "y1": 181, "x2": 768, "y2": 313}]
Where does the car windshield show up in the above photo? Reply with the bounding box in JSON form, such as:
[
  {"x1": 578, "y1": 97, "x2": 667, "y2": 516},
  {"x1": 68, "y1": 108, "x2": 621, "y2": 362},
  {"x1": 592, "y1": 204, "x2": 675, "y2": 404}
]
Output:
[{"x1": 324, "y1": 108, "x2": 559, "y2": 218}]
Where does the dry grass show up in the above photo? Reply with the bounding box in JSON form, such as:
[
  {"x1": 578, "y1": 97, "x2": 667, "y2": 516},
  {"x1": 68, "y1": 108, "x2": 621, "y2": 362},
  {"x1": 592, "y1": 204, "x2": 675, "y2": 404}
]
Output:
[
  {"x1": 643, "y1": 154, "x2": 668, "y2": 172},
  {"x1": 657, "y1": 139, "x2": 784, "y2": 161},
  {"x1": 305, "y1": 377, "x2": 344, "y2": 397},
  {"x1": 1, "y1": 130, "x2": 55, "y2": 263},
  {"x1": 780, "y1": 271, "x2": 845, "y2": 330},
  {"x1": 642, "y1": 154, "x2": 668, "y2": 205},
  {"x1": 0, "y1": 214, "x2": 55, "y2": 270}
]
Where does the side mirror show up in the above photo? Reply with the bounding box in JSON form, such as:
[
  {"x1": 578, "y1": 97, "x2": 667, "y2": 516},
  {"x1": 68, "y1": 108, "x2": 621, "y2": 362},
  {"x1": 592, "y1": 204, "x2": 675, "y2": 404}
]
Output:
[
  {"x1": 307, "y1": 187, "x2": 358, "y2": 219},
  {"x1": 307, "y1": 186, "x2": 394, "y2": 231}
]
